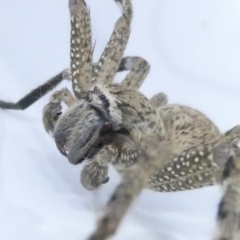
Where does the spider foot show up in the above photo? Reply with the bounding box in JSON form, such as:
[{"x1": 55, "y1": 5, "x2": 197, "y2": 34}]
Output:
[
  {"x1": 0, "y1": 101, "x2": 19, "y2": 110},
  {"x1": 81, "y1": 162, "x2": 109, "y2": 190},
  {"x1": 151, "y1": 92, "x2": 168, "y2": 107},
  {"x1": 87, "y1": 136, "x2": 171, "y2": 240}
]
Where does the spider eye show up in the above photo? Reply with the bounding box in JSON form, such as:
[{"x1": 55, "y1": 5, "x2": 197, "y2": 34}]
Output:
[
  {"x1": 56, "y1": 112, "x2": 62, "y2": 116},
  {"x1": 99, "y1": 94, "x2": 106, "y2": 100}
]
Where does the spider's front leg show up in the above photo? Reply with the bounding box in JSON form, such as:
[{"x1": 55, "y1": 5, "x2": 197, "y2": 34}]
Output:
[
  {"x1": 87, "y1": 136, "x2": 171, "y2": 240},
  {"x1": 42, "y1": 88, "x2": 75, "y2": 135},
  {"x1": 69, "y1": 0, "x2": 93, "y2": 96},
  {"x1": 119, "y1": 56, "x2": 150, "y2": 89},
  {"x1": 81, "y1": 144, "x2": 118, "y2": 190},
  {"x1": 211, "y1": 125, "x2": 240, "y2": 182},
  {"x1": 118, "y1": 56, "x2": 168, "y2": 107},
  {"x1": 92, "y1": 0, "x2": 132, "y2": 85},
  {"x1": 213, "y1": 144, "x2": 240, "y2": 240},
  {"x1": 81, "y1": 131, "x2": 141, "y2": 190},
  {"x1": 80, "y1": 121, "x2": 117, "y2": 190}
]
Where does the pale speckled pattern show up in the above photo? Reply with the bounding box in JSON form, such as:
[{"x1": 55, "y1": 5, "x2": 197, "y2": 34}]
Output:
[
  {"x1": 69, "y1": 0, "x2": 93, "y2": 95},
  {"x1": 92, "y1": 0, "x2": 132, "y2": 85}
]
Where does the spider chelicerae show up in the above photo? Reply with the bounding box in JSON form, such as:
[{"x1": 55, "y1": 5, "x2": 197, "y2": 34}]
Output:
[{"x1": 0, "y1": 0, "x2": 240, "y2": 240}]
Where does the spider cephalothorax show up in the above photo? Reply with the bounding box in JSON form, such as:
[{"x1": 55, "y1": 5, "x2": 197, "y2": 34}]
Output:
[{"x1": 51, "y1": 81, "x2": 164, "y2": 189}]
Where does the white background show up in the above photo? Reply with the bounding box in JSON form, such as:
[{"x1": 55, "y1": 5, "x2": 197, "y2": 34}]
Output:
[{"x1": 0, "y1": 0, "x2": 240, "y2": 239}]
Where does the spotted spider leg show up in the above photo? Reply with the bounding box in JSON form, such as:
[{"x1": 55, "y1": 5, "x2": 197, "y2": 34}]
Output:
[
  {"x1": 92, "y1": 0, "x2": 133, "y2": 85},
  {"x1": 213, "y1": 145, "x2": 240, "y2": 240},
  {"x1": 43, "y1": 0, "x2": 125, "y2": 138},
  {"x1": 111, "y1": 55, "x2": 168, "y2": 106},
  {"x1": 69, "y1": 0, "x2": 93, "y2": 96},
  {"x1": 116, "y1": 56, "x2": 168, "y2": 106},
  {"x1": 120, "y1": 56, "x2": 150, "y2": 89},
  {"x1": 80, "y1": 130, "x2": 142, "y2": 190},
  {"x1": 81, "y1": 143, "x2": 118, "y2": 190},
  {"x1": 87, "y1": 136, "x2": 171, "y2": 240},
  {"x1": 42, "y1": 88, "x2": 75, "y2": 134},
  {"x1": 117, "y1": 56, "x2": 168, "y2": 106},
  {"x1": 68, "y1": 54, "x2": 153, "y2": 91},
  {"x1": 147, "y1": 124, "x2": 240, "y2": 192}
]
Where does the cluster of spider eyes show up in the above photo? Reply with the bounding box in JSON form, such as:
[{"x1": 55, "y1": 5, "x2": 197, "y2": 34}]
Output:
[
  {"x1": 84, "y1": 90, "x2": 110, "y2": 110},
  {"x1": 99, "y1": 94, "x2": 106, "y2": 100}
]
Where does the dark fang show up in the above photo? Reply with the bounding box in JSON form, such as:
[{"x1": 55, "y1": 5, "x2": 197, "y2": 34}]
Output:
[{"x1": 100, "y1": 122, "x2": 113, "y2": 136}]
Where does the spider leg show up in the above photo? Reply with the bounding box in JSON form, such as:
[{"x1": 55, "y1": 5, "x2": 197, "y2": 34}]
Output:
[
  {"x1": 117, "y1": 57, "x2": 168, "y2": 106},
  {"x1": 205, "y1": 125, "x2": 240, "y2": 186},
  {"x1": 213, "y1": 144, "x2": 240, "y2": 240},
  {"x1": 69, "y1": 0, "x2": 93, "y2": 96},
  {"x1": 222, "y1": 125, "x2": 240, "y2": 146},
  {"x1": 0, "y1": 69, "x2": 70, "y2": 110},
  {"x1": 81, "y1": 132, "x2": 142, "y2": 190},
  {"x1": 81, "y1": 144, "x2": 118, "y2": 190},
  {"x1": 119, "y1": 56, "x2": 150, "y2": 90},
  {"x1": 87, "y1": 136, "x2": 171, "y2": 240},
  {"x1": 91, "y1": 0, "x2": 133, "y2": 85},
  {"x1": 42, "y1": 87, "x2": 75, "y2": 134}
]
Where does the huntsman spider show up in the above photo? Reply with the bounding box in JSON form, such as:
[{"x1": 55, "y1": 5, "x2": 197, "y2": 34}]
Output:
[{"x1": 0, "y1": 1, "x2": 240, "y2": 240}]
